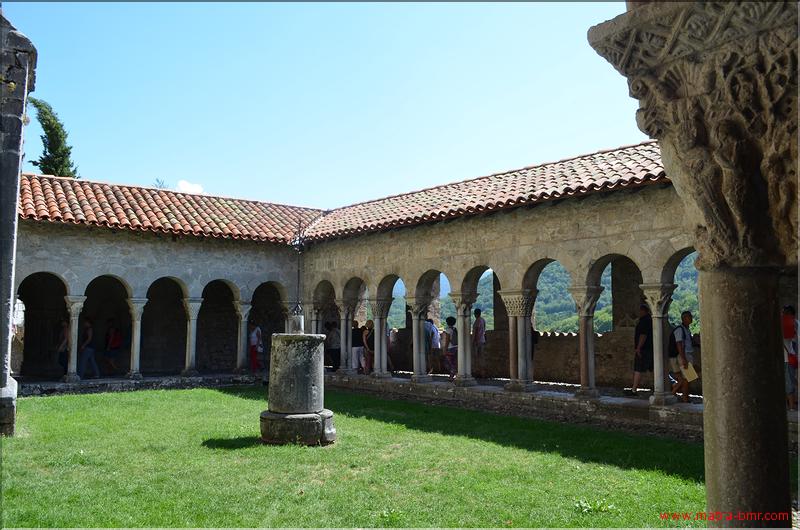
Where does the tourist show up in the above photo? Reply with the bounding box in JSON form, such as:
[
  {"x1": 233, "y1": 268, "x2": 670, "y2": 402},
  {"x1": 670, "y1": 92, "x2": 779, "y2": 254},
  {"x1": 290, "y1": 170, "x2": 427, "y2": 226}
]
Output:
[
  {"x1": 248, "y1": 321, "x2": 263, "y2": 374},
  {"x1": 669, "y1": 311, "x2": 694, "y2": 403},
  {"x1": 428, "y1": 319, "x2": 441, "y2": 374},
  {"x1": 472, "y1": 308, "x2": 486, "y2": 373},
  {"x1": 626, "y1": 304, "x2": 653, "y2": 396},
  {"x1": 77, "y1": 318, "x2": 100, "y2": 379},
  {"x1": 101, "y1": 318, "x2": 123, "y2": 375},
  {"x1": 388, "y1": 327, "x2": 398, "y2": 372},
  {"x1": 56, "y1": 318, "x2": 70, "y2": 374},
  {"x1": 423, "y1": 318, "x2": 437, "y2": 374},
  {"x1": 442, "y1": 316, "x2": 457, "y2": 378},
  {"x1": 363, "y1": 319, "x2": 375, "y2": 374},
  {"x1": 781, "y1": 305, "x2": 798, "y2": 410},
  {"x1": 351, "y1": 320, "x2": 365, "y2": 373}
]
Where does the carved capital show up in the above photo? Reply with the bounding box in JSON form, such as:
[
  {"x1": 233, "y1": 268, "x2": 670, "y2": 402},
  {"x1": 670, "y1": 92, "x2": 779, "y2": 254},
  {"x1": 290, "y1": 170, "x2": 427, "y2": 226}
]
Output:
[
  {"x1": 334, "y1": 299, "x2": 356, "y2": 318},
  {"x1": 448, "y1": 292, "x2": 477, "y2": 316},
  {"x1": 568, "y1": 285, "x2": 604, "y2": 318},
  {"x1": 589, "y1": 2, "x2": 798, "y2": 270},
  {"x1": 234, "y1": 301, "x2": 252, "y2": 320},
  {"x1": 640, "y1": 283, "x2": 676, "y2": 317},
  {"x1": 127, "y1": 297, "x2": 148, "y2": 321},
  {"x1": 368, "y1": 298, "x2": 393, "y2": 319},
  {"x1": 64, "y1": 295, "x2": 86, "y2": 318},
  {"x1": 498, "y1": 289, "x2": 536, "y2": 317},
  {"x1": 183, "y1": 297, "x2": 203, "y2": 320},
  {"x1": 405, "y1": 296, "x2": 431, "y2": 318}
]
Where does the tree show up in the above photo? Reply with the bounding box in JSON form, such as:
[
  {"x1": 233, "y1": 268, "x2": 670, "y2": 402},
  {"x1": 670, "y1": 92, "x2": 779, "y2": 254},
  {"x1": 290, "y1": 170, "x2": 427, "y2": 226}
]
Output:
[{"x1": 27, "y1": 97, "x2": 79, "y2": 178}]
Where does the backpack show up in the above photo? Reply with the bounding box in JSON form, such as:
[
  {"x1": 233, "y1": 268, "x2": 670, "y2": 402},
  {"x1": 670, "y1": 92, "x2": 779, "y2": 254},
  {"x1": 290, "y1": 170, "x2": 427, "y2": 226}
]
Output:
[{"x1": 668, "y1": 325, "x2": 685, "y2": 358}]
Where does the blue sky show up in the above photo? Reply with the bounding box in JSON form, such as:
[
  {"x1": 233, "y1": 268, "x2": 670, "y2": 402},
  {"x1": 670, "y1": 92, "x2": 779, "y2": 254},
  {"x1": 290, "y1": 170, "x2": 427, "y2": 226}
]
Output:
[{"x1": 5, "y1": 2, "x2": 643, "y2": 209}]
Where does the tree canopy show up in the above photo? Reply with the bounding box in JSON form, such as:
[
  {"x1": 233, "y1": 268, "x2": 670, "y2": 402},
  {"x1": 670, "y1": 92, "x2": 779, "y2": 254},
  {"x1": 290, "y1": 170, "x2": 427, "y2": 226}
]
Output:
[{"x1": 28, "y1": 97, "x2": 79, "y2": 178}]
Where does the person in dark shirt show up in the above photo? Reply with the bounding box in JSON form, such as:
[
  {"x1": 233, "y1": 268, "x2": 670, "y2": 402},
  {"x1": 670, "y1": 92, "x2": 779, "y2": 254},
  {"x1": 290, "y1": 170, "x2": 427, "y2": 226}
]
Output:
[{"x1": 626, "y1": 304, "x2": 653, "y2": 396}]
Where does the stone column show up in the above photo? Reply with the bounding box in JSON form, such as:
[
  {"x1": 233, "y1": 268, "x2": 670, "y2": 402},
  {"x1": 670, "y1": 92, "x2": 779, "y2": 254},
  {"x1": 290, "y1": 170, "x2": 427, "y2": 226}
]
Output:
[
  {"x1": 641, "y1": 283, "x2": 676, "y2": 406},
  {"x1": 451, "y1": 293, "x2": 477, "y2": 386},
  {"x1": 523, "y1": 288, "x2": 538, "y2": 381},
  {"x1": 369, "y1": 298, "x2": 392, "y2": 378},
  {"x1": 63, "y1": 295, "x2": 86, "y2": 383},
  {"x1": 568, "y1": 285, "x2": 603, "y2": 398},
  {"x1": 0, "y1": 17, "x2": 36, "y2": 436},
  {"x1": 234, "y1": 301, "x2": 251, "y2": 373},
  {"x1": 182, "y1": 298, "x2": 202, "y2": 376},
  {"x1": 310, "y1": 309, "x2": 319, "y2": 335},
  {"x1": 589, "y1": 2, "x2": 796, "y2": 519},
  {"x1": 499, "y1": 290, "x2": 535, "y2": 391},
  {"x1": 407, "y1": 298, "x2": 431, "y2": 383},
  {"x1": 335, "y1": 300, "x2": 355, "y2": 375},
  {"x1": 126, "y1": 298, "x2": 147, "y2": 380}
]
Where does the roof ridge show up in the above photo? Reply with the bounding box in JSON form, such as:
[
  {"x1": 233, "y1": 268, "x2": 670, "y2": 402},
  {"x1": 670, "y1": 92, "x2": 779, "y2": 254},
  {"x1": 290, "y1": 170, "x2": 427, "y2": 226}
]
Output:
[
  {"x1": 320, "y1": 139, "x2": 657, "y2": 212},
  {"x1": 20, "y1": 173, "x2": 324, "y2": 213}
]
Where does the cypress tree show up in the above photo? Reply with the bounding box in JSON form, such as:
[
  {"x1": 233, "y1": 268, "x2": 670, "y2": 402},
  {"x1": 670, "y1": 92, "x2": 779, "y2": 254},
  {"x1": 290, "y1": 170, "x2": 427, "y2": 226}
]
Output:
[{"x1": 28, "y1": 97, "x2": 79, "y2": 178}]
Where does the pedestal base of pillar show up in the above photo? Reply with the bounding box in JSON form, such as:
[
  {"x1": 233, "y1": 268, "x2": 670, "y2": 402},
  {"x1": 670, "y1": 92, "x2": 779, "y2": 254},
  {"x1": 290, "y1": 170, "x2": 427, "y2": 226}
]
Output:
[
  {"x1": 574, "y1": 387, "x2": 599, "y2": 399},
  {"x1": 62, "y1": 373, "x2": 80, "y2": 383},
  {"x1": 336, "y1": 368, "x2": 356, "y2": 376},
  {"x1": 453, "y1": 375, "x2": 476, "y2": 387},
  {"x1": 411, "y1": 374, "x2": 432, "y2": 383},
  {"x1": 0, "y1": 378, "x2": 18, "y2": 436},
  {"x1": 233, "y1": 366, "x2": 249, "y2": 375},
  {"x1": 371, "y1": 371, "x2": 392, "y2": 379},
  {"x1": 649, "y1": 392, "x2": 677, "y2": 406},
  {"x1": 260, "y1": 408, "x2": 336, "y2": 446},
  {"x1": 504, "y1": 380, "x2": 534, "y2": 392},
  {"x1": 127, "y1": 371, "x2": 143, "y2": 380},
  {"x1": 181, "y1": 368, "x2": 199, "y2": 377}
]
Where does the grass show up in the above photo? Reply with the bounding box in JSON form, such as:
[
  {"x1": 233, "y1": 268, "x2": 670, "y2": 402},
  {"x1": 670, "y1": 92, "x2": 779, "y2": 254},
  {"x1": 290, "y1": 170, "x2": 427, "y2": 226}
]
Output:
[{"x1": 0, "y1": 385, "x2": 766, "y2": 527}]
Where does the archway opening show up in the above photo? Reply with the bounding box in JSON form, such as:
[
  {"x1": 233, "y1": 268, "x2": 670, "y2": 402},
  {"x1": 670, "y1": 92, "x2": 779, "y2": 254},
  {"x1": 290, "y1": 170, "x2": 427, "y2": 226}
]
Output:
[
  {"x1": 197, "y1": 280, "x2": 237, "y2": 373},
  {"x1": 588, "y1": 255, "x2": 643, "y2": 334},
  {"x1": 527, "y1": 260, "x2": 576, "y2": 333},
  {"x1": 313, "y1": 280, "x2": 340, "y2": 370},
  {"x1": 141, "y1": 277, "x2": 186, "y2": 376},
  {"x1": 343, "y1": 277, "x2": 369, "y2": 373},
  {"x1": 82, "y1": 275, "x2": 132, "y2": 377},
  {"x1": 16, "y1": 273, "x2": 68, "y2": 380},
  {"x1": 250, "y1": 282, "x2": 287, "y2": 373}
]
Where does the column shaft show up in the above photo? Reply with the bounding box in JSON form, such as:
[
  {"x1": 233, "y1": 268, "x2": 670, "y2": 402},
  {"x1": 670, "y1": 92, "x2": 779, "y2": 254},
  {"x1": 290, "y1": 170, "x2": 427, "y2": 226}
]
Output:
[
  {"x1": 507, "y1": 315, "x2": 518, "y2": 381},
  {"x1": 516, "y1": 315, "x2": 528, "y2": 382}
]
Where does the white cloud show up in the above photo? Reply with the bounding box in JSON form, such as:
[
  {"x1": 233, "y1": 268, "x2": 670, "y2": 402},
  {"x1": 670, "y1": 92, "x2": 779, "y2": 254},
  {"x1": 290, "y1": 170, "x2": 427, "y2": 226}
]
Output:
[{"x1": 176, "y1": 179, "x2": 204, "y2": 194}]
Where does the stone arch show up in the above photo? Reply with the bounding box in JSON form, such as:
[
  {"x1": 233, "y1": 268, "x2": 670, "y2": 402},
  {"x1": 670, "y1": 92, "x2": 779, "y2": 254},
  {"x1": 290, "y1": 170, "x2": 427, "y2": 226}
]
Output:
[
  {"x1": 196, "y1": 280, "x2": 237, "y2": 373},
  {"x1": 586, "y1": 254, "x2": 644, "y2": 333},
  {"x1": 15, "y1": 272, "x2": 69, "y2": 379},
  {"x1": 661, "y1": 247, "x2": 697, "y2": 285},
  {"x1": 250, "y1": 281, "x2": 287, "y2": 369},
  {"x1": 523, "y1": 259, "x2": 579, "y2": 333},
  {"x1": 81, "y1": 275, "x2": 133, "y2": 376},
  {"x1": 342, "y1": 276, "x2": 369, "y2": 324},
  {"x1": 140, "y1": 277, "x2": 187, "y2": 375}
]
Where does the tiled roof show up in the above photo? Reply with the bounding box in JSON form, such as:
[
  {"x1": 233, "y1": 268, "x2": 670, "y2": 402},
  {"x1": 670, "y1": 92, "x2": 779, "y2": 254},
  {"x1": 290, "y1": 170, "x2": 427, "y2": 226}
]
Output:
[
  {"x1": 18, "y1": 174, "x2": 322, "y2": 244},
  {"x1": 302, "y1": 141, "x2": 666, "y2": 241},
  {"x1": 18, "y1": 141, "x2": 667, "y2": 245}
]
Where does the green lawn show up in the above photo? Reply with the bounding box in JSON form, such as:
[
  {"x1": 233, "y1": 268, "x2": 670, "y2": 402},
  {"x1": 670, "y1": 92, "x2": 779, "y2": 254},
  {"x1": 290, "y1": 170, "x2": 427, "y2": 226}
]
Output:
[{"x1": 2, "y1": 386, "x2": 716, "y2": 527}]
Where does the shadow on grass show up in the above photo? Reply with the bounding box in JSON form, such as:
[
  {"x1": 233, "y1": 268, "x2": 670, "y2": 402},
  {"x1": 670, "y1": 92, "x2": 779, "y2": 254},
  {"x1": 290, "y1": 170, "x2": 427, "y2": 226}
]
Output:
[
  {"x1": 214, "y1": 385, "x2": 708, "y2": 482},
  {"x1": 202, "y1": 436, "x2": 263, "y2": 450}
]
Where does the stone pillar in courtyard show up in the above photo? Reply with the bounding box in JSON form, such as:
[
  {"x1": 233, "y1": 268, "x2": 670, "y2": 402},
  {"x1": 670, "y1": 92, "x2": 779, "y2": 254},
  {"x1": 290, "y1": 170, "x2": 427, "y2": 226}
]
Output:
[
  {"x1": 568, "y1": 285, "x2": 603, "y2": 398},
  {"x1": 126, "y1": 297, "x2": 147, "y2": 380},
  {"x1": 64, "y1": 295, "x2": 85, "y2": 383},
  {"x1": 260, "y1": 334, "x2": 336, "y2": 445},
  {"x1": 335, "y1": 299, "x2": 355, "y2": 375},
  {"x1": 450, "y1": 292, "x2": 477, "y2": 386},
  {"x1": 0, "y1": 16, "x2": 36, "y2": 435},
  {"x1": 641, "y1": 283, "x2": 676, "y2": 405},
  {"x1": 182, "y1": 297, "x2": 202, "y2": 377},
  {"x1": 369, "y1": 298, "x2": 392, "y2": 377},
  {"x1": 234, "y1": 301, "x2": 251, "y2": 373},
  {"x1": 589, "y1": 1, "x2": 797, "y2": 520}
]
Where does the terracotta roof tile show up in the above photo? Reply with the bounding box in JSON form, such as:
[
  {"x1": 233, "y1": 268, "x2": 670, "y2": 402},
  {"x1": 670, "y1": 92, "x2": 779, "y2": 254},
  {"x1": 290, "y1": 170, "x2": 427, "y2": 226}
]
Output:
[
  {"x1": 302, "y1": 141, "x2": 666, "y2": 241},
  {"x1": 18, "y1": 174, "x2": 322, "y2": 244}
]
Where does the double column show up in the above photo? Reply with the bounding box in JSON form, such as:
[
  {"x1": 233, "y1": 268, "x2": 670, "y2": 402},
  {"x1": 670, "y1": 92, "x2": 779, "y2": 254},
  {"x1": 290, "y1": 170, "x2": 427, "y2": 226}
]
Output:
[
  {"x1": 63, "y1": 295, "x2": 86, "y2": 382},
  {"x1": 568, "y1": 285, "x2": 603, "y2": 398},
  {"x1": 640, "y1": 283, "x2": 676, "y2": 406},
  {"x1": 126, "y1": 297, "x2": 148, "y2": 379},
  {"x1": 335, "y1": 299, "x2": 356, "y2": 375},
  {"x1": 234, "y1": 301, "x2": 251, "y2": 372},
  {"x1": 450, "y1": 292, "x2": 477, "y2": 387},
  {"x1": 368, "y1": 298, "x2": 393, "y2": 378},
  {"x1": 406, "y1": 297, "x2": 432, "y2": 383},
  {"x1": 182, "y1": 297, "x2": 202, "y2": 376},
  {"x1": 499, "y1": 289, "x2": 536, "y2": 391}
]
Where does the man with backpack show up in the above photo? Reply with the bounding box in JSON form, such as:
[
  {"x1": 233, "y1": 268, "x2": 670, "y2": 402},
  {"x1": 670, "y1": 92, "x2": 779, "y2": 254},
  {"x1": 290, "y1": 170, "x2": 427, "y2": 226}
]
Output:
[{"x1": 669, "y1": 310, "x2": 695, "y2": 402}]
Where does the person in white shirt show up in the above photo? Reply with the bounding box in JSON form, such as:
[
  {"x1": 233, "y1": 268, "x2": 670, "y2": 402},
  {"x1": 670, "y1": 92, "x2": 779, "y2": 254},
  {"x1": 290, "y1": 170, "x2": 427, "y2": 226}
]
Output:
[
  {"x1": 670, "y1": 311, "x2": 694, "y2": 402},
  {"x1": 248, "y1": 321, "x2": 262, "y2": 374}
]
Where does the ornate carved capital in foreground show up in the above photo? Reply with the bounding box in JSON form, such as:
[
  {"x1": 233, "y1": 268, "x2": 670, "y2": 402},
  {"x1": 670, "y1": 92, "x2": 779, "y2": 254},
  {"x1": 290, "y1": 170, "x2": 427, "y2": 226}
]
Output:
[
  {"x1": 640, "y1": 283, "x2": 677, "y2": 317},
  {"x1": 498, "y1": 289, "x2": 537, "y2": 318},
  {"x1": 368, "y1": 298, "x2": 393, "y2": 320},
  {"x1": 568, "y1": 286, "x2": 604, "y2": 318},
  {"x1": 589, "y1": 2, "x2": 798, "y2": 270}
]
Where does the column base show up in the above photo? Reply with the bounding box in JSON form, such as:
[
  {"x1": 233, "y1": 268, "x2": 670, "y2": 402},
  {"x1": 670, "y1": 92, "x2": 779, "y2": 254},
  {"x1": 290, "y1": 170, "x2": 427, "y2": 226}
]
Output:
[
  {"x1": 260, "y1": 408, "x2": 336, "y2": 446},
  {"x1": 127, "y1": 371, "x2": 143, "y2": 380},
  {"x1": 453, "y1": 375, "x2": 477, "y2": 387},
  {"x1": 649, "y1": 392, "x2": 677, "y2": 406},
  {"x1": 574, "y1": 387, "x2": 600, "y2": 399},
  {"x1": 371, "y1": 371, "x2": 392, "y2": 379},
  {"x1": 62, "y1": 373, "x2": 80, "y2": 383},
  {"x1": 336, "y1": 368, "x2": 356, "y2": 376},
  {"x1": 411, "y1": 374, "x2": 433, "y2": 384},
  {"x1": 181, "y1": 368, "x2": 200, "y2": 377},
  {"x1": 0, "y1": 378, "x2": 18, "y2": 436},
  {"x1": 233, "y1": 366, "x2": 249, "y2": 375}
]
